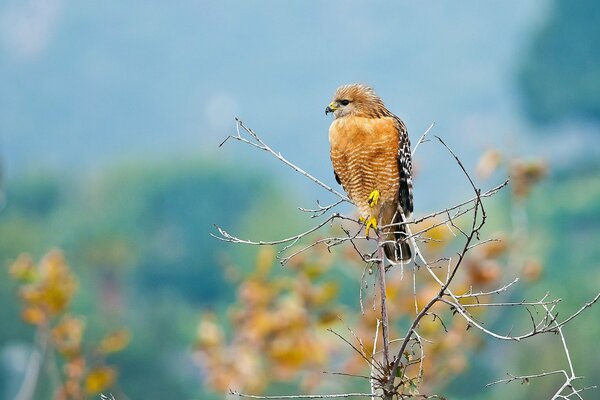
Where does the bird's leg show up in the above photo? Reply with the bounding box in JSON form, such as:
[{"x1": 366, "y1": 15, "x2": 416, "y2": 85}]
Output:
[
  {"x1": 363, "y1": 190, "x2": 381, "y2": 238},
  {"x1": 368, "y1": 189, "x2": 380, "y2": 208},
  {"x1": 365, "y1": 216, "x2": 377, "y2": 238}
]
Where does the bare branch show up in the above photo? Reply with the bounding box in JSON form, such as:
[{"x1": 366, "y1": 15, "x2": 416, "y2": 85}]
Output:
[
  {"x1": 486, "y1": 370, "x2": 568, "y2": 387},
  {"x1": 221, "y1": 119, "x2": 349, "y2": 200},
  {"x1": 299, "y1": 199, "x2": 346, "y2": 218},
  {"x1": 214, "y1": 120, "x2": 597, "y2": 400},
  {"x1": 553, "y1": 291, "x2": 600, "y2": 329}
]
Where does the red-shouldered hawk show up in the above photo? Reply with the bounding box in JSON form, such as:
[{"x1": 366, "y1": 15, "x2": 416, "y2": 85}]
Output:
[{"x1": 326, "y1": 84, "x2": 413, "y2": 263}]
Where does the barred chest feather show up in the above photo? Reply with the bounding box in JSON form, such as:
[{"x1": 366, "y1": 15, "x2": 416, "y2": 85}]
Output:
[{"x1": 329, "y1": 116, "x2": 400, "y2": 219}]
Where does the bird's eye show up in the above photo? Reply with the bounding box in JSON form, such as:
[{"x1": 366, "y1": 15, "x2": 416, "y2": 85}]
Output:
[{"x1": 340, "y1": 100, "x2": 350, "y2": 106}]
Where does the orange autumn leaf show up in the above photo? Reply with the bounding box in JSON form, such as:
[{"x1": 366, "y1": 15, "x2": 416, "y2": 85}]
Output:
[
  {"x1": 21, "y1": 306, "x2": 47, "y2": 326},
  {"x1": 522, "y1": 258, "x2": 543, "y2": 282},
  {"x1": 468, "y1": 259, "x2": 501, "y2": 286},
  {"x1": 478, "y1": 236, "x2": 509, "y2": 259},
  {"x1": 64, "y1": 356, "x2": 86, "y2": 380},
  {"x1": 19, "y1": 286, "x2": 45, "y2": 307},
  {"x1": 99, "y1": 329, "x2": 131, "y2": 354},
  {"x1": 510, "y1": 159, "x2": 548, "y2": 199},
  {"x1": 475, "y1": 149, "x2": 502, "y2": 180}
]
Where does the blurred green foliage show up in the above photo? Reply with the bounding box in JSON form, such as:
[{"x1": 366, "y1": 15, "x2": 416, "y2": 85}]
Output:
[
  {"x1": 0, "y1": 160, "x2": 304, "y2": 399},
  {"x1": 518, "y1": 0, "x2": 600, "y2": 124},
  {"x1": 447, "y1": 166, "x2": 600, "y2": 400},
  {"x1": 0, "y1": 155, "x2": 598, "y2": 399}
]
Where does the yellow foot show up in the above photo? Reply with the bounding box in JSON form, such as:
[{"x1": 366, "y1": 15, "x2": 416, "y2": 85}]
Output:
[
  {"x1": 368, "y1": 190, "x2": 380, "y2": 208},
  {"x1": 359, "y1": 216, "x2": 366, "y2": 223},
  {"x1": 365, "y1": 216, "x2": 377, "y2": 238}
]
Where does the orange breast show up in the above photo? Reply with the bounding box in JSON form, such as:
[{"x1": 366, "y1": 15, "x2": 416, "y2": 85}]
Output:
[{"x1": 329, "y1": 116, "x2": 400, "y2": 218}]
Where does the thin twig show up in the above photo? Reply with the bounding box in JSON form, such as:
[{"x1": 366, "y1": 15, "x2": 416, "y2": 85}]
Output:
[
  {"x1": 221, "y1": 119, "x2": 349, "y2": 200},
  {"x1": 411, "y1": 123, "x2": 435, "y2": 157}
]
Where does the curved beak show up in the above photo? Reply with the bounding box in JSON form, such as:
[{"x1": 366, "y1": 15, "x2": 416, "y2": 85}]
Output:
[{"x1": 325, "y1": 102, "x2": 338, "y2": 115}]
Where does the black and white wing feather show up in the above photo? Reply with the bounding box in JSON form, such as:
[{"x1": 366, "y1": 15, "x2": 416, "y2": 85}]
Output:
[{"x1": 395, "y1": 117, "x2": 413, "y2": 218}]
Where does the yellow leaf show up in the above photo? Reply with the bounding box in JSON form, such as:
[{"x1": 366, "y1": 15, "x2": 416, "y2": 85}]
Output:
[
  {"x1": 196, "y1": 314, "x2": 223, "y2": 348},
  {"x1": 39, "y1": 250, "x2": 68, "y2": 280},
  {"x1": 310, "y1": 282, "x2": 339, "y2": 306},
  {"x1": 52, "y1": 315, "x2": 85, "y2": 358},
  {"x1": 43, "y1": 281, "x2": 77, "y2": 315},
  {"x1": 99, "y1": 329, "x2": 131, "y2": 354},
  {"x1": 9, "y1": 254, "x2": 37, "y2": 282},
  {"x1": 255, "y1": 247, "x2": 275, "y2": 277},
  {"x1": 20, "y1": 286, "x2": 44, "y2": 305},
  {"x1": 302, "y1": 263, "x2": 325, "y2": 281},
  {"x1": 418, "y1": 314, "x2": 441, "y2": 335},
  {"x1": 317, "y1": 310, "x2": 341, "y2": 326},
  {"x1": 85, "y1": 366, "x2": 116, "y2": 394},
  {"x1": 18, "y1": 250, "x2": 78, "y2": 317},
  {"x1": 414, "y1": 218, "x2": 453, "y2": 253}
]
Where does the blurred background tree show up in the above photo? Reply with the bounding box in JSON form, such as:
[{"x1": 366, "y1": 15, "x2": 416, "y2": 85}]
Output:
[
  {"x1": 518, "y1": 0, "x2": 600, "y2": 124},
  {"x1": 8, "y1": 250, "x2": 129, "y2": 400}
]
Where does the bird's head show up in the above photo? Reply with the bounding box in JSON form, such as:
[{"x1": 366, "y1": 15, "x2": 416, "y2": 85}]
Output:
[{"x1": 325, "y1": 84, "x2": 388, "y2": 119}]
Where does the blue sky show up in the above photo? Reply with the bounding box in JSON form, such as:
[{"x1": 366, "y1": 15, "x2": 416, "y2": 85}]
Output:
[{"x1": 4, "y1": 0, "x2": 598, "y2": 210}]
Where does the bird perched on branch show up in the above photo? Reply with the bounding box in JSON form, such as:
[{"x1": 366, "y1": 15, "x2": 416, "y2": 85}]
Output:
[{"x1": 326, "y1": 84, "x2": 413, "y2": 263}]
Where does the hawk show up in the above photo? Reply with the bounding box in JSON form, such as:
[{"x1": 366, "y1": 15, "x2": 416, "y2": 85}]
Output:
[{"x1": 326, "y1": 84, "x2": 413, "y2": 263}]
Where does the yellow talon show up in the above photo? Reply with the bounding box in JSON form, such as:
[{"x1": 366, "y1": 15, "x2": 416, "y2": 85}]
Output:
[
  {"x1": 365, "y1": 216, "x2": 377, "y2": 238},
  {"x1": 368, "y1": 190, "x2": 380, "y2": 208},
  {"x1": 359, "y1": 216, "x2": 366, "y2": 222}
]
